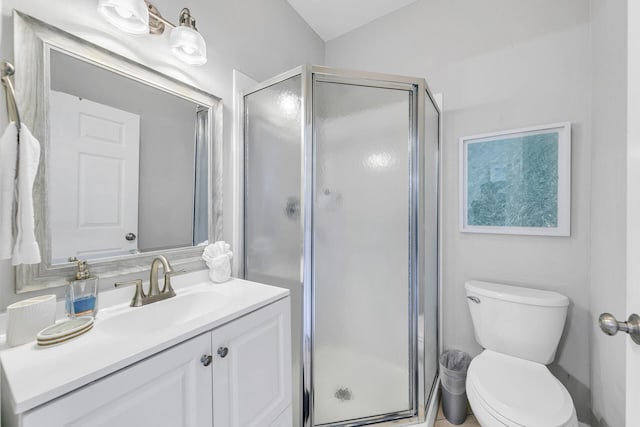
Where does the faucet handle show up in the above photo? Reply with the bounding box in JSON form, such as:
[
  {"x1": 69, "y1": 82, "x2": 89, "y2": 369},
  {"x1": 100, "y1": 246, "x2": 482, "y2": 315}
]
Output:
[
  {"x1": 162, "y1": 270, "x2": 185, "y2": 296},
  {"x1": 115, "y1": 279, "x2": 145, "y2": 307}
]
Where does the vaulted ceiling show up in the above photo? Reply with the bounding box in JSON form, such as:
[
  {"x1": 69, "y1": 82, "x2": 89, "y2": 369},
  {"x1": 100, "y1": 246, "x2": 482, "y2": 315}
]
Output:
[{"x1": 286, "y1": 0, "x2": 419, "y2": 41}]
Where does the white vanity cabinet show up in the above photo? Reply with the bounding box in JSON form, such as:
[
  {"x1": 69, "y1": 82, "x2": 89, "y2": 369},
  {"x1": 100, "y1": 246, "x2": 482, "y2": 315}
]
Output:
[
  {"x1": 212, "y1": 297, "x2": 292, "y2": 427},
  {"x1": 18, "y1": 333, "x2": 214, "y2": 427},
  {"x1": 5, "y1": 297, "x2": 292, "y2": 427}
]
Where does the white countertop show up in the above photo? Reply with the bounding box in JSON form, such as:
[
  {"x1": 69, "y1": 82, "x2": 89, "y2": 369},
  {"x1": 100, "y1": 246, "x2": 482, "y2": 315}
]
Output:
[{"x1": 0, "y1": 272, "x2": 289, "y2": 414}]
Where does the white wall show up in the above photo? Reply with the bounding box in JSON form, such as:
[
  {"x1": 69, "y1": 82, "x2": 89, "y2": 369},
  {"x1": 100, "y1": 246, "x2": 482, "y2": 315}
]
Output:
[
  {"x1": 325, "y1": 0, "x2": 592, "y2": 421},
  {"x1": 2, "y1": 1, "x2": 630, "y2": 423},
  {"x1": 589, "y1": 1, "x2": 628, "y2": 426},
  {"x1": 0, "y1": 0, "x2": 323, "y2": 310}
]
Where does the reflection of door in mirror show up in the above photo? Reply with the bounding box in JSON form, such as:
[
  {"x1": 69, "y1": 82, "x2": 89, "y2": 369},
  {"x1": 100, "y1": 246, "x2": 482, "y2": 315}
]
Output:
[
  {"x1": 47, "y1": 49, "x2": 208, "y2": 266},
  {"x1": 49, "y1": 91, "x2": 140, "y2": 264}
]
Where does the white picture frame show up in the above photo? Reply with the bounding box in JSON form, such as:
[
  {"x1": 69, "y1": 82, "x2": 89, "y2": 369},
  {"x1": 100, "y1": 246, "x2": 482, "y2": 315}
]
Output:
[{"x1": 459, "y1": 122, "x2": 571, "y2": 236}]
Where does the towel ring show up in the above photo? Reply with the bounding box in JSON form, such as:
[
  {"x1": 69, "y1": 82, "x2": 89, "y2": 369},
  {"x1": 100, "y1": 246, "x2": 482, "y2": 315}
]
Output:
[{"x1": 1, "y1": 60, "x2": 21, "y2": 133}]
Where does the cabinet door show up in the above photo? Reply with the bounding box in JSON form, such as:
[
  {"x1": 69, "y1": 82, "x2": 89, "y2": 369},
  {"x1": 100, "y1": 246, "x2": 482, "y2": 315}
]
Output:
[
  {"x1": 22, "y1": 333, "x2": 213, "y2": 427},
  {"x1": 212, "y1": 297, "x2": 292, "y2": 427}
]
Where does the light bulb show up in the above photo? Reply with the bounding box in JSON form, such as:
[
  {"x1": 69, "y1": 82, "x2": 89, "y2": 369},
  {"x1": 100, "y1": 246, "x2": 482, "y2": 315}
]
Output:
[
  {"x1": 182, "y1": 45, "x2": 196, "y2": 55},
  {"x1": 97, "y1": 0, "x2": 149, "y2": 35},
  {"x1": 170, "y1": 26, "x2": 207, "y2": 65},
  {"x1": 115, "y1": 6, "x2": 133, "y2": 18}
]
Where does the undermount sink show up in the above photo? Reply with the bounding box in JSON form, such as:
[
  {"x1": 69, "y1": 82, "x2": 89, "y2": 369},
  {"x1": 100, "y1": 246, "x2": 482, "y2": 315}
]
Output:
[{"x1": 98, "y1": 291, "x2": 230, "y2": 335}]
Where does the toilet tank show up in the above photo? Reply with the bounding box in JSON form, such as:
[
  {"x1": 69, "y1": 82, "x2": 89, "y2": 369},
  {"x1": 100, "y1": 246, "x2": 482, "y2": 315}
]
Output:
[{"x1": 465, "y1": 280, "x2": 569, "y2": 364}]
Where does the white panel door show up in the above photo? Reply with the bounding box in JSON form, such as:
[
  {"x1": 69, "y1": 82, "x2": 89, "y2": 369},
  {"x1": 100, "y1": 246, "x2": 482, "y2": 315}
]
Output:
[
  {"x1": 212, "y1": 297, "x2": 292, "y2": 427},
  {"x1": 49, "y1": 90, "x2": 140, "y2": 263},
  {"x1": 21, "y1": 333, "x2": 213, "y2": 427},
  {"x1": 626, "y1": 138, "x2": 640, "y2": 425},
  {"x1": 269, "y1": 406, "x2": 293, "y2": 427},
  {"x1": 627, "y1": 2, "x2": 640, "y2": 423}
]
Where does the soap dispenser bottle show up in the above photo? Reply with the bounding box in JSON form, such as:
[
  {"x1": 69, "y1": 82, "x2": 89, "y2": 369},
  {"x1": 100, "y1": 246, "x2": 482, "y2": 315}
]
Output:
[{"x1": 65, "y1": 258, "x2": 99, "y2": 318}]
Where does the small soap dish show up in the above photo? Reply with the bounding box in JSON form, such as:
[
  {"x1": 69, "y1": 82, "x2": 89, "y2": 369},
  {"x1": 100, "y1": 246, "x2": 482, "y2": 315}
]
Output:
[{"x1": 36, "y1": 317, "x2": 94, "y2": 347}]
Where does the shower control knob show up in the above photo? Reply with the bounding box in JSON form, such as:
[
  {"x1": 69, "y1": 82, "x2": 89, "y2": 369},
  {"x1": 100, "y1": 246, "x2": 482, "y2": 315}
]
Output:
[
  {"x1": 598, "y1": 313, "x2": 640, "y2": 345},
  {"x1": 200, "y1": 354, "x2": 212, "y2": 367},
  {"x1": 217, "y1": 346, "x2": 229, "y2": 358}
]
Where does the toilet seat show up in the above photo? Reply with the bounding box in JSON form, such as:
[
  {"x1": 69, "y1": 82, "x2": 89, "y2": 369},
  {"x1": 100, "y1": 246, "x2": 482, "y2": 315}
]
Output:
[{"x1": 466, "y1": 350, "x2": 577, "y2": 427}]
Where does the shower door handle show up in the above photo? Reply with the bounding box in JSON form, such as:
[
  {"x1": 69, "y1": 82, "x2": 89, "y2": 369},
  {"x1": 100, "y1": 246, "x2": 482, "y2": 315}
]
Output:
[{"x1": 285, "y1": 197, "x2": 300, "y2": 219}]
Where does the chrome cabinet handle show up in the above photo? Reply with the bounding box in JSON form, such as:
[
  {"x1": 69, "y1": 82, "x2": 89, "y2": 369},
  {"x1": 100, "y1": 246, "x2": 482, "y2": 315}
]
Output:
[
  {"x1": 599, "y1": 313, "x2": 640, "y2": 345},
  {"x1": 217, "y1": 346, "x2": 229, "y2": 358},
  {"x1": 200, "y1": 354, "x2": 212, "y2": 367},
  {"x1": 125, "y1": 232, "x2": 137, "y2": 241},
  {"x1": 467, "y1": 296, "x2": 480, "y2": 304}
]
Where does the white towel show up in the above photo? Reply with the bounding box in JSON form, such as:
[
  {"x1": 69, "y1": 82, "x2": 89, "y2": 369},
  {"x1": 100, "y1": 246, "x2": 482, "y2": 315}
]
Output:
[
  {"x1": 207, "y1": 255, "x2": 231, "y2": 283},
  {"x1": 202, "y1": 241, "x2": 232, "y2": 283},
  {"x1": 202, "y1": 240, "x2": 232, "y2": 263},
  {"x1": 12, "y1": 123, "x2": 41, "y2": 265},
  {"x1": 0, "y1": 123, "x2": 18, "y2": 259}
]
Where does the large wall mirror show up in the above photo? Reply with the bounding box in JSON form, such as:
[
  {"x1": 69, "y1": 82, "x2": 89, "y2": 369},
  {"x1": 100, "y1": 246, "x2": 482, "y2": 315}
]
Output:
[{"x1": 13, "y1": 11, "x2": 223, "y2": 293}]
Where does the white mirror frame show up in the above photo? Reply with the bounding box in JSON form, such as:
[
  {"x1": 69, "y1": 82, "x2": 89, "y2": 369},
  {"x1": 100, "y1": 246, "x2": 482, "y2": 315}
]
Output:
[{"x1": 13, "y1": 11, "x2": 223, "y2": 293}]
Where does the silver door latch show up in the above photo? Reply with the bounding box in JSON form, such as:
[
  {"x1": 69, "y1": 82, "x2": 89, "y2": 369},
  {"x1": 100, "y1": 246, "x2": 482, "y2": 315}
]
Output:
[{"x1": 598, "y1": 313, "x2": 640, "y2": 345}]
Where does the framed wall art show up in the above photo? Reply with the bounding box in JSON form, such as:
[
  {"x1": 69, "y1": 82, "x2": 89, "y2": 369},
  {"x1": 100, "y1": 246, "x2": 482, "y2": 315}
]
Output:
[{"x1": 459, "y1": 122, "x2": 571, "y2": 236}]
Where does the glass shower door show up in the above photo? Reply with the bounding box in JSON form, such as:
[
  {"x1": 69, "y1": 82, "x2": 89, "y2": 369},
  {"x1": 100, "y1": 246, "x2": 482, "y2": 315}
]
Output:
[
  {"x1": 312, "y1": 78, "x2": 415, "y2": 425},
  {"x1": 243, "y1": 74, "x2": 304, "y2": 425}
]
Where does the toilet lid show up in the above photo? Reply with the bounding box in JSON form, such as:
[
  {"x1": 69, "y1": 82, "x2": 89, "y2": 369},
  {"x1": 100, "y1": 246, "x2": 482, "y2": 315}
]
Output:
[{"x1": 467, "y1": 351, "x2": 575, "y2": 426}]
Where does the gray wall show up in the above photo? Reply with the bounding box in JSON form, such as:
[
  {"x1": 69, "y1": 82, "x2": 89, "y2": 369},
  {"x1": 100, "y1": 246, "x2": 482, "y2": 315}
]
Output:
[
  {"x1": 2, "y1": 2, "x2": 632, "y2": 424},
  {"x1": 50, "y1": 50, "x2": 197, "y2": 252},
  {"x1": 325, "y1": 0, "x2": 592, "y2": 421},
  {"x1": 589, "y1": 1, "x2": 627, "y2": 426},
  {"x1": 0, "y1": 0, "x2": 324, "y2": 308}
]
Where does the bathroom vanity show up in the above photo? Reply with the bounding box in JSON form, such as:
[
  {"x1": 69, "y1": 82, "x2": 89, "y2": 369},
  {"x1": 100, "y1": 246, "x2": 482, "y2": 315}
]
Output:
[
  {"x1": 0, "y1": 273, "x2": 292, "y2": 427},
  {"x1": 2, "y1": 10, "x2": 290, "y2": 427}
]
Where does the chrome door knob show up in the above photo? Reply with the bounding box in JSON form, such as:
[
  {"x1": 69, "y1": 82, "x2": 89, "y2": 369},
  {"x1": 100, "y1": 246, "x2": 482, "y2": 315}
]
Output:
[{"x1": 598, "y1": 313, "x2": 640, "y2": 345}]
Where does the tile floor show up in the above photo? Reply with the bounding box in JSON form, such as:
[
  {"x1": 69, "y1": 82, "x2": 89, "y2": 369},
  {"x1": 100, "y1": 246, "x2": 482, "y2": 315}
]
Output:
[{"x1": 434, "y1": 401, "x2": 479, "y2": 427}]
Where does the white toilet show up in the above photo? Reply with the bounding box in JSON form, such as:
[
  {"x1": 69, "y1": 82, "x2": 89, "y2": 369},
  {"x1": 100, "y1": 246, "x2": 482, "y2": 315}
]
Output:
[{"x1": 465, "y1": 280, "x2": 578, "y2": 427}]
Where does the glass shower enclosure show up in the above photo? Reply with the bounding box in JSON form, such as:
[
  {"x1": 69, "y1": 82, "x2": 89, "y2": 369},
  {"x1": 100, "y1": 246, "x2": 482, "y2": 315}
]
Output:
[{"x1": 241, "y1": 66, "x2": 440, "y2": 426}]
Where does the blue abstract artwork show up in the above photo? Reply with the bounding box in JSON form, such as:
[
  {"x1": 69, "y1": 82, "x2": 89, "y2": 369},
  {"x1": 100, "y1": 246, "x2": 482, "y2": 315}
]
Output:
[{"x1": 466, "y1": 132, "x2": 559, "y2": 228}]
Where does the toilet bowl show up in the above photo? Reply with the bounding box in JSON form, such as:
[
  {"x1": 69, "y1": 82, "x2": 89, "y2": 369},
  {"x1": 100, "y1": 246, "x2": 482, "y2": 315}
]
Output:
[
  {"x1": 466, "y1": 350, "x2": 577, "y2": 426},
  {"x1": 465, "y1": 281, "x2": 578, "y2": 427}
]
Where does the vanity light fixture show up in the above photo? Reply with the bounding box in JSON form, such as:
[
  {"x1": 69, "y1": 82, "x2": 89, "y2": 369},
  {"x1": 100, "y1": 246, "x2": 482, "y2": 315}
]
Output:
[
  {"x1": 97, "y1": 0, "x2": 149, "y2": 34},
  {"x1": 169, "y1": 9, "x2": 207, "y2": 66},
  {"x1": 97, "y1": 0, "x2": 207, "y2": 65}
]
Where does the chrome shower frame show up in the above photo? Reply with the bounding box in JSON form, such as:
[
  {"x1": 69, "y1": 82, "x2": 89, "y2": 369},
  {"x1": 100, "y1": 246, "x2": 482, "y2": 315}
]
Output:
[{"x1": 239, "y1": 65, "x2": 441, "y2": 427}]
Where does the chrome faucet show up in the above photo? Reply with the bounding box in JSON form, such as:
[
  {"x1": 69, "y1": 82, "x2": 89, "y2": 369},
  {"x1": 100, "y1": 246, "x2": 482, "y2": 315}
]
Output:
[
  {"x1": 115, "y1": 255, "x2": 179, "y2": 307},
  {"x1": 149, "y1": 255, "x2": 176, "y2": 298}
]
